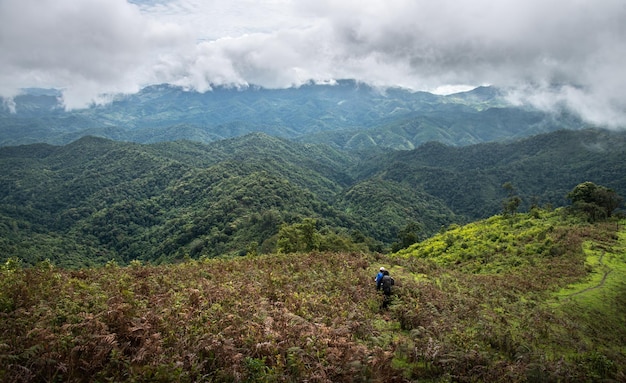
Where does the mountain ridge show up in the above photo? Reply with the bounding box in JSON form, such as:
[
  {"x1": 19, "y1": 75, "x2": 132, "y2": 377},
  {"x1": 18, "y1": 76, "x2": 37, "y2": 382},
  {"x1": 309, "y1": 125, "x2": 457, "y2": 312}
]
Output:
[
  {"x1": 1, "y1": 128, "x2": 624, "y2": 267},
  {"x1": 0, "y1": 82, "x2": 591, "y2": 148}
]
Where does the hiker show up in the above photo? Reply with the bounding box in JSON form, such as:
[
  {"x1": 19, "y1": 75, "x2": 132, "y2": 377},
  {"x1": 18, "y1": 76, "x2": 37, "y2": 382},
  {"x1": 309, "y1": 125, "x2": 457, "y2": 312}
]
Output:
[
  {"x1": 375, "y1": 267, "x2": 385, "y2": 290},
  {"x1": 380, "y1": 269, "x2": 395, "y2": 309}
]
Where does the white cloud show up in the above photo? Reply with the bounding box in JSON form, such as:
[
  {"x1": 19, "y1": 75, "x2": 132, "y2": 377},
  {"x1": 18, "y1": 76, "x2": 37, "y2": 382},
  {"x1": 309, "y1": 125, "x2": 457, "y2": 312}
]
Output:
[
  {"x1": 0, "y1": 0, "x2": 188, "y2": 108},
  {"x1": 1, "y1": 0, "x2": 625, "y2": 126}
]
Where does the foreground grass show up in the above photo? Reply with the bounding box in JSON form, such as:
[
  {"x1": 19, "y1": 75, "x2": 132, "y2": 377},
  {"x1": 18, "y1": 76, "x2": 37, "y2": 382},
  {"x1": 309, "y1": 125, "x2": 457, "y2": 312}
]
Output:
[{"x1": 1, "y1": 210, "x2": 625, "y2": 382}]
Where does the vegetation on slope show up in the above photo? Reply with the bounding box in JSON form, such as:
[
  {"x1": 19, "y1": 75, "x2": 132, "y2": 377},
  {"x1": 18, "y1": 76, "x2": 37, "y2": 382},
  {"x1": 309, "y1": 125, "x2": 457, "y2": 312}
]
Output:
[
  {"x1": 1, "y1": 210, "x2": 625, "y2": 382},
  {"x1": 0, "y1": 134, "x2": 373, "y2": 267},
  {"x1": 1, "y1": 129, "x2": 625, "y2": 267},
  {"x1": 358, "y1": 128, "x2": 626, "y2": 218},
  {"x1": 1, "y1": 82, "x2": 588, "y2": 149}
]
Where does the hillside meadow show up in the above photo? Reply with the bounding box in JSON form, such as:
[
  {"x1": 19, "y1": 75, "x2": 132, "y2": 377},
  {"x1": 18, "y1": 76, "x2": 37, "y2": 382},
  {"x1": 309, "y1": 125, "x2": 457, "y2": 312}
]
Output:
[{"x1": 1, "y1": 210, "x2": 625, "y2": 382}]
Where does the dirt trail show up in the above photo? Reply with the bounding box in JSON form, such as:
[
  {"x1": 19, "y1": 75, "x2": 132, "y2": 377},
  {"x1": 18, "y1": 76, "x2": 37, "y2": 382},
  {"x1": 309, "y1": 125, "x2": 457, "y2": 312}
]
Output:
[{"x1": 563, "y1": 251, "x2": 612, "y2": 299}]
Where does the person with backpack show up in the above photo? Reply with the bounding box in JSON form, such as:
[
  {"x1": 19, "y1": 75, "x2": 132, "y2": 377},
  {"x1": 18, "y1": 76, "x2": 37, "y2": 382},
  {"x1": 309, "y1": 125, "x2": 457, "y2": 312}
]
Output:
[
  {"x1": 380, "y1": 269, "x2": 395, "y2": 309},
  {"x1": 375, "y1": 267, "x2": 386, "y2": 290}
]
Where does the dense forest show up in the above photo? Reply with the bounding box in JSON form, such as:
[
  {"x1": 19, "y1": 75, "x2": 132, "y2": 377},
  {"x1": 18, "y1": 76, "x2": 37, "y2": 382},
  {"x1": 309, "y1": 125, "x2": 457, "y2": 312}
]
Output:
[
  {"x1": 0, "y1": 128, "x2": 624, "y2": 267},
  {"x1": 0, "y1": 83, "x2": 589, "y2": 149}
]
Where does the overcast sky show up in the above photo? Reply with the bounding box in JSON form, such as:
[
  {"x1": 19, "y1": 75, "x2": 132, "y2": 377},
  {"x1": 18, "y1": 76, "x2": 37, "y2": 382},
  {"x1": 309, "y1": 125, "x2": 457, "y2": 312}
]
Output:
[{"x1": 1, "y1": 0, "x2": 625, "y2": 126}]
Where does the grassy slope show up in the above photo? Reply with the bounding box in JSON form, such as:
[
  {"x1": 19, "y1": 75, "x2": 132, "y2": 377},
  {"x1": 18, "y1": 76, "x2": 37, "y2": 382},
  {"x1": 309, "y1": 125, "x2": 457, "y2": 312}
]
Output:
[
  {"x1": 1, "y1": 210, "x2": 624, "y2": 382},
  {"x1": 552, "y1": 222, "x2": 626, "y2": 372}
]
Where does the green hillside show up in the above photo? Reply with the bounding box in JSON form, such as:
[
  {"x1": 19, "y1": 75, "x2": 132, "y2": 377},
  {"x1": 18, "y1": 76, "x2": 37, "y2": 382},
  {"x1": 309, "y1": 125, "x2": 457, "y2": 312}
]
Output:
[
  {"x1": 1, "y1": 129, "x2": 625, "y2": 267},
  {"x1": 0, "y1": 83, "x2": 590, "y2": 149},
  {"x1": 357, "y1": 128, "x2": 626, "y2": 218},
  {"x1": 298, "y1": 106, "x2": 586, "y2": 150},
  {"x1": 1, "y1": 211, "x2": 624, "y2": 381},
  {"x1": 0, "y1": 134, "x2": 371, "y2": 267}
]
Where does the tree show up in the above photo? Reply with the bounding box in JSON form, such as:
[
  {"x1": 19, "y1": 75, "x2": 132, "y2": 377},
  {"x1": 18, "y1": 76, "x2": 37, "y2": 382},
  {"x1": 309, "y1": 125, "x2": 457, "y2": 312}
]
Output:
[
  {"x1": 276, "y1": 218, "x2": 320, "y2": 253},
  {"x1": 566, "y1": 182, "x2": 623, "y2": 221},
  {"x1": 502, "y1": 182, "x2": 522, "y2": 216},
  {"x1": 391, "y1": 221, "x2": 423, "y2": 252}
]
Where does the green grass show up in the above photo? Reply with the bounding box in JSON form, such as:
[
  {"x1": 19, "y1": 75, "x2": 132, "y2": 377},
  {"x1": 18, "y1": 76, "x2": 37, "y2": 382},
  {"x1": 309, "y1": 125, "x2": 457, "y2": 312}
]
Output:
[
  {"x1": 550, "y1": 220, "x2": 626, "y2": 375},
  {"x1": 555, "y1": 222, "x2": 626, "y2": 303}
]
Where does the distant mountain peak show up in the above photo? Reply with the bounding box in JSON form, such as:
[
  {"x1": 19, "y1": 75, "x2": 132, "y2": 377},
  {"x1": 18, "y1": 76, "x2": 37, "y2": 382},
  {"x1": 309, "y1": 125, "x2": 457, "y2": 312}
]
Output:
[{"x1": 0, "y1": 80, "x2": 587, "y2": 149}]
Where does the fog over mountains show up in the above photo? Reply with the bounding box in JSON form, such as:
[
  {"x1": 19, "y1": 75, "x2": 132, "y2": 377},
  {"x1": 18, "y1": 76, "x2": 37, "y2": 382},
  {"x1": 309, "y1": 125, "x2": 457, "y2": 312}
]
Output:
[
  {"x1": 2, "y1": 0, "x2": 625, "y2": 128},
  {"x1": 0, "y1": 81, "x2": 591, "y2": 148}
]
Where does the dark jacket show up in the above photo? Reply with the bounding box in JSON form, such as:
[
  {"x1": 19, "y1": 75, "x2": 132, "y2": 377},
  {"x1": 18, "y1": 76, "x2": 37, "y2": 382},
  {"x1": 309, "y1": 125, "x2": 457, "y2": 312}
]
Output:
[{"x1": 381, "y1": 274, "x2": 394, "y2": 295}]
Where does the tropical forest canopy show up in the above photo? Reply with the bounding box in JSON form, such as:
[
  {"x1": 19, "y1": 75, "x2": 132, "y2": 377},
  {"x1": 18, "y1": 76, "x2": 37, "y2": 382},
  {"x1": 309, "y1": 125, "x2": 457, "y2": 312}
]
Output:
[
  {"x1": 0, "y1": 82, "x2": 590, "y2": 149},
  {"x1": 0, "y1": 128, "x2": 624, "y2": 268}
]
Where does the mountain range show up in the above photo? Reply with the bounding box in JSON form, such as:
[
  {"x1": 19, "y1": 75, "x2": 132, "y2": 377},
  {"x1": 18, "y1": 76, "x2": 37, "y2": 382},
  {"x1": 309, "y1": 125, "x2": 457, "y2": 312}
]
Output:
[
  {"x1": 3, "y1": 79, "x2": 626, "y2": 383},
  {"x1": 1, "y1": 128, "x2": 624, "y2": 267},
  {"x1": 0, "y1": 81, "x2": 591, "y2": 149}
]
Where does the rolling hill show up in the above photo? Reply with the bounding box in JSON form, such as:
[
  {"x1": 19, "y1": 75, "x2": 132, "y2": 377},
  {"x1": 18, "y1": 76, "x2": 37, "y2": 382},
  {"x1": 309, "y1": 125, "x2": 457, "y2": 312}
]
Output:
[
  {"x1": 0, "y1": 81, "x2": 591, "y2": 149},
  {"x1": 0, "y1": 128, "x2": 624, "y2": 267}
]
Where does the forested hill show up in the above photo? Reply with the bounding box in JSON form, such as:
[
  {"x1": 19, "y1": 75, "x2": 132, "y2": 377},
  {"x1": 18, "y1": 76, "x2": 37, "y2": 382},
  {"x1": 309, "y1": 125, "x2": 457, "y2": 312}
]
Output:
[
  {"x1": 0, "y1": 81, "x2": 590, "y2": 148},
  {"x1": 354, "y1": 128, "x2": 626, "y2": 218},
  {"x1": 1, "y1": 128, "x2": 625, "y2": 267}
]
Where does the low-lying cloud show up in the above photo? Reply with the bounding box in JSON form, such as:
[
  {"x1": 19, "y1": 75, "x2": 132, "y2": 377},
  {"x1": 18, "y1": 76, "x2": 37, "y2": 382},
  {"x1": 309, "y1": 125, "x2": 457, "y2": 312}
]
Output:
[
  {"x1": 1, "y1": 0, "x2": 625, "y2": 127},
  {"x1": 0, "y1": 0, "x2": 188, "y2": 108}
]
